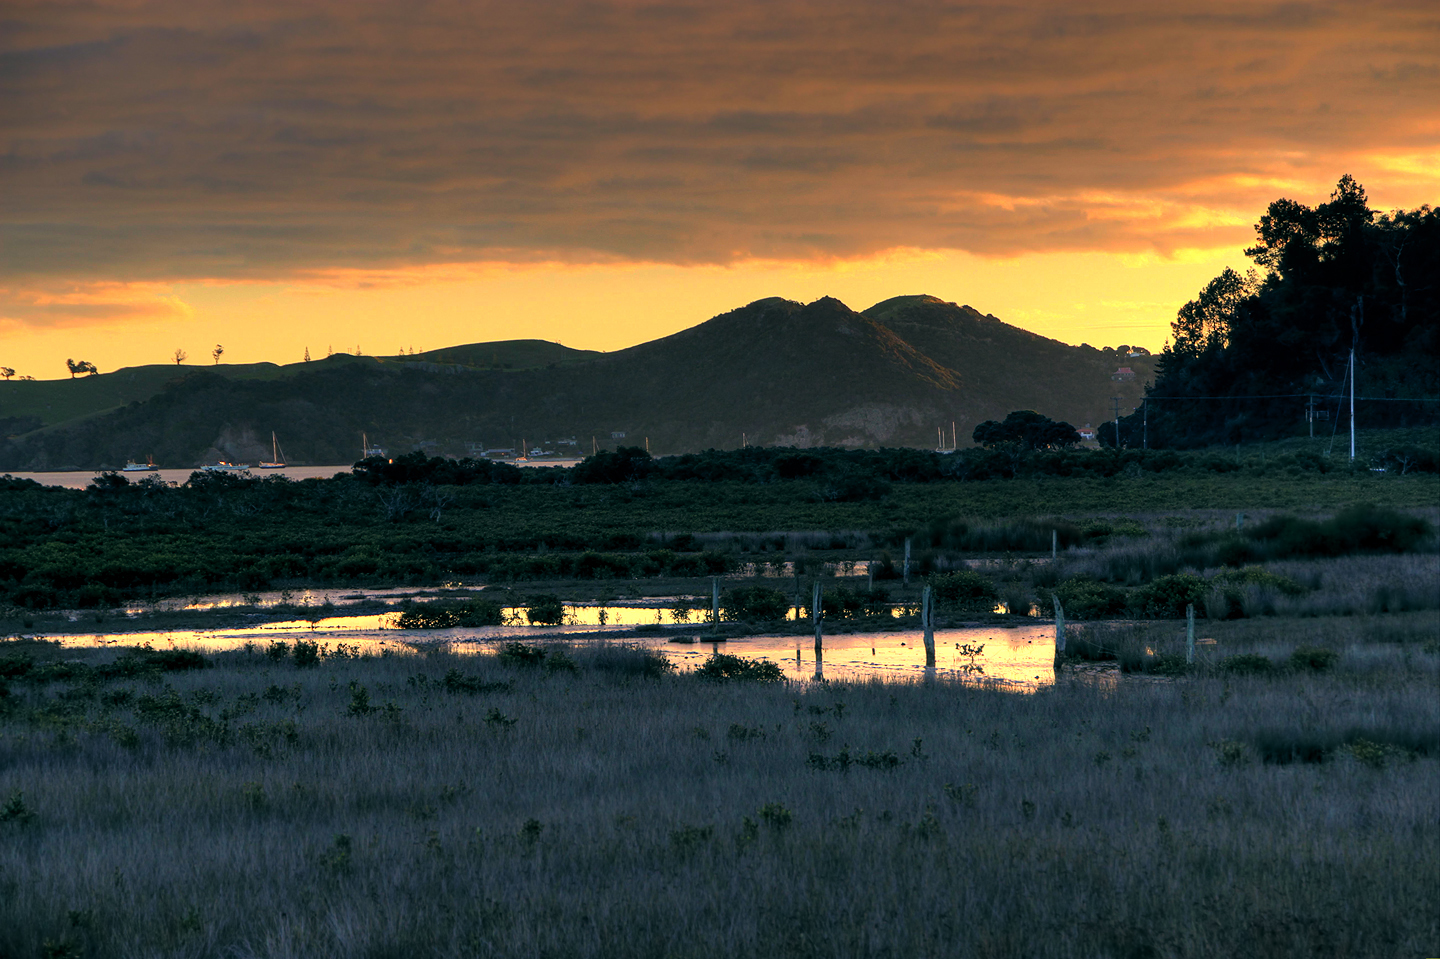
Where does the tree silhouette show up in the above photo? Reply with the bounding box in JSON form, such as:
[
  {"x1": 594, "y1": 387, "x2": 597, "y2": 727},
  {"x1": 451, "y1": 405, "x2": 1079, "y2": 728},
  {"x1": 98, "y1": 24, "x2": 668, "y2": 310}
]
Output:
[
  {"x1": 212, "y1": 344, "x2": 224, "y2": 365},
  {"x1": 0, "y1": 367, "x2": 14, "y2": 380},
  {"x1": 65, "y1": 358, "x2": 98, "y2": 378},
  {"x1": 173, "y1": 348, "x2": 187, "y2": 365}
]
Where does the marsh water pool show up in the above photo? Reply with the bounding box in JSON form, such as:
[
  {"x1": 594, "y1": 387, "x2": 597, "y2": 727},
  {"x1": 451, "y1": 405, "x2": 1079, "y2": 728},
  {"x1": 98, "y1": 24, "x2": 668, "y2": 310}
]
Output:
[{"x1": 48, "y1": 614, "x2": 1060, "y2": 687}]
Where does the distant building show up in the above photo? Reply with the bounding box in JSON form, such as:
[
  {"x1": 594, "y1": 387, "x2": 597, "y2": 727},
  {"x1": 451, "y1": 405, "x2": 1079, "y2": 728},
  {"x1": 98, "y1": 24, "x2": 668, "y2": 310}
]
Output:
[
  {"x1": 610, "y1": 431, "x2": 627, "y2": 439},
  {"x1": 1111, "y1": 367, "x2": 1136, "y2": 381},
  {"x1": 1077, "y1": 424, "x2": 1097, "y2": 441}
]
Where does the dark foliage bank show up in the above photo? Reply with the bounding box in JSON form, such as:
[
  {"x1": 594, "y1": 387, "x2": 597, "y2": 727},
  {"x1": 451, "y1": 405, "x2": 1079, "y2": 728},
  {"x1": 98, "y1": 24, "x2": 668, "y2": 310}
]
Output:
[{"x1": 1115, "y1": 177, "x2": 1439, "y2": 449}]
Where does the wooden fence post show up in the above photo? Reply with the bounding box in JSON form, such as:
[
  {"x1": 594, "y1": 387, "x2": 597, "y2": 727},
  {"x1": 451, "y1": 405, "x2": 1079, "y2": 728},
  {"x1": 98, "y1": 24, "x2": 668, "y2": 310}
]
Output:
[
  {"x1": 812, "y1": 580, "x2": 824, "y2": 680},
  {"x1": 1053, "y1": 595, "x2": 1066, "y2": 654},
  {"x1": 1052, "y1": 529, "x2": 1057, "y2": 560},
  {"x1": 1186, "y1": 603, "x2": 1195, "y2": 664},
  {"x1": 922, "y1": 584, "x2": 936, "y2": 668}
]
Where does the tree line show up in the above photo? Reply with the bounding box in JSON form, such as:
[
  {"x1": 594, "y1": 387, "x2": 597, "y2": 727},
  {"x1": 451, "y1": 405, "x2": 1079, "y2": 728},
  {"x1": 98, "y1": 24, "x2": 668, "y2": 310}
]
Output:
[{"x1": 1112, "y1": 176, "x2": 1439, "y2": 448}]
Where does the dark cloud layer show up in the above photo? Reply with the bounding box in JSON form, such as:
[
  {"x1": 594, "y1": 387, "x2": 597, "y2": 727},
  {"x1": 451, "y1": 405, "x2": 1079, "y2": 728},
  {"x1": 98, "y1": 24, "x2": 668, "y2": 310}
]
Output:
[{"x1": 2, "y1": 0, "x2": 1437, "y2": 287}]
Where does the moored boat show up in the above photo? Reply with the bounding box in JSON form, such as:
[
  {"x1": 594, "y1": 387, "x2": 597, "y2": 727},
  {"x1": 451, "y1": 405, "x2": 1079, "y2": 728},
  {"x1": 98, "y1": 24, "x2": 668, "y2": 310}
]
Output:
[{"x1": 259, "y1": 432, "x2": 287, "y2": 469}]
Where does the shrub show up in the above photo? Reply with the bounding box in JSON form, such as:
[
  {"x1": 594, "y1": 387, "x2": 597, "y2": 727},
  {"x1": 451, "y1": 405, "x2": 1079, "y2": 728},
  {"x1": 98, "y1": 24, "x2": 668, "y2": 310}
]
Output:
[
  {"x1": 1132, "y1": 573, "x2": 1208, "y2": 619},
  {"x1": 694, "y1": 653, "x2": 784, "y2": 683},
  {"x1": 1209, "y1": 565, "x2": 1307, "y2": 596},
  {"x1": 396, "y1": 599, "x2": 505, "y2": 629},
  {"x1": 1044, "y1": 576, "x2": 1127, "y2": 620},
  {"x1": 524, "y1": 595, "x2": 565, "y2": 626},
  {"x1": 586, "y1": 644, "x2": 675, "y2": 679},
  {"x1": 497, "y1": 642, "x2": 550, "y2": 667},
  {"x1": 292, "y1": 640, "x2": 320, "y2": 668},
  {"x1": 821, "y1": 585, "x2": 891, "y2": 619},
  {"x1": 722, "y1": 586, "x2": 791, "y2": 622},
  {"x1": 1290, "y1": 646, "x2": 1339, "y2": 673},
  {"x1": 1248, "y1": 505, "x2": 1433, "y2": 559},
  {"x1": 929, "y1": 570, "x2": 999, "y2": 613}
]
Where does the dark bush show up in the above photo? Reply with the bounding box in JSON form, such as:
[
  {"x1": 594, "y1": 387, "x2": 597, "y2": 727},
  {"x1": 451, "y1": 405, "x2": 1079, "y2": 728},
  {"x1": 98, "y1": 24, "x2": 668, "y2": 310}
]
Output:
[
  {"x1": 396, "y1": 599, "x2": 505, "y2": 629},
  {"x1": 1045, "y1": 576, "x2": 1127, "y2": 620},
  {"x1": 929, "y1": 570, "x2": 999, "y2": 613},
  {"x1": 821, "y1": 585, "x2": 890, "y2": 619},
  {"x1": 1132, "y1": 573, "x2": 1208, "y2": 619},
  {"x1": 694, "y1": 653, "x2": 784, "y2": 683},
  {"x1": 1290, "y1": 646, "x2": 1340, "y2": 672},
  {"x1": 524, "y1": 595, "x2": 565, "y2": 626},
  {"x1": 723, "y1": 586, "x2": 791, "y2": 622},
  {"x1": 586, "y1": 644, "x2": 675, "y2": 679}
]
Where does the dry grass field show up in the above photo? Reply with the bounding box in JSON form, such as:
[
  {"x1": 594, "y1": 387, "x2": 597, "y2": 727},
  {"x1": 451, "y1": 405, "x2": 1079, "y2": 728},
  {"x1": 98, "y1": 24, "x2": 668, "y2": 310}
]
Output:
[{"x1": 1, "y1": 611, "x2": 1437, "y2": 959}]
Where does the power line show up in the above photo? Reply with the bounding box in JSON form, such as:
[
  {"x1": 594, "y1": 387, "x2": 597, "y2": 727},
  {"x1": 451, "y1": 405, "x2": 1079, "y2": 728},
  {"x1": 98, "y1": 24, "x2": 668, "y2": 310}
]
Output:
[{"x1": 1140, "y1": 394, "x2": 1438, "y2": 402}]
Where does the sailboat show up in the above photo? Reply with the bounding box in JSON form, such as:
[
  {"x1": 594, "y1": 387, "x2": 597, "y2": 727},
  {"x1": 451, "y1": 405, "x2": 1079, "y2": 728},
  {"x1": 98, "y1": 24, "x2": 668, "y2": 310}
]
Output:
[
  {"x1": 259, "y1": 432, "x2": 287, "y2": 469},
  {"x1": 362, "y1": 432, "x2": 385, "y2": 459}
]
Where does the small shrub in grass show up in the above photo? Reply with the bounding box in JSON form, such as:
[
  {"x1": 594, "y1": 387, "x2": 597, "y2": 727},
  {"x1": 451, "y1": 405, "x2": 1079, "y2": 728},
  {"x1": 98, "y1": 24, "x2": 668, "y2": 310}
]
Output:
[
  {"x1": 525, "y1": 595, "x2": 565, "y2": 626},
  {"x1": 930, "y1": 570, "x2": 999, "y2": 612},
  {"x1": 1210, "y1": 566, "x2": 1307, "y2": 597},
  {"x1": 1132, "y1": 573, "x2": 1208, "y2": 619},
  {"x1": 440, "y1": 669, "x2": 511, "y2": 694},
  {"x1": 292, "y1": 640, "x2": 320, "y2": 668},
  {"x1": 722, "y1": 586, "x2": 790, "y2": 622},
  {"x1": 1290, "y1": 646, "x2": 1339, "y2": 673},
  {"x1": 497, "y1": 642, "x2": 549, "y2": 667},
  {"x1": 694, "y1": 653, "x2": 784, "y2": 683},
  {"x1": 758, "y1": 803, "x2": 793, "y2": 830},
  {"x1": 1218, "y1": 654, "x2": 1276, "y2": 676},
  {"x1": 586, "y1": 645, "x2": 674, "y2": 678},
  {"x1": 1042, "y1": 576, "x2": 1127, "y2": 619},
  {"x1": 1210, "y1": 739, "x2": 1250, "y2": 767},
  {"x1": 0, "y1": 789, "x2": 34, "y2": 824}
]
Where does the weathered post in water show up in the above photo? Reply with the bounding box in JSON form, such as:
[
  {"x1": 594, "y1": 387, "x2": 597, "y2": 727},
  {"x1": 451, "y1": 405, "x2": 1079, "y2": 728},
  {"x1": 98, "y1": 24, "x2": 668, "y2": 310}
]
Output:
[
  {"x1": 903, "y1": 538, "x2": 911, "y2": 587},
  {"x1": 1186, "y1": 603, "x2": 1196, "y2": 664},
  {"x1": 812, "y1": 580, "x2": 824, "y2": 680},
  {"x1": 1053, "y1": 595, "x2": 1066, "y2": 655},
  {"x1": 922, "y1": 584, "x2": 936, "y2": 668}
]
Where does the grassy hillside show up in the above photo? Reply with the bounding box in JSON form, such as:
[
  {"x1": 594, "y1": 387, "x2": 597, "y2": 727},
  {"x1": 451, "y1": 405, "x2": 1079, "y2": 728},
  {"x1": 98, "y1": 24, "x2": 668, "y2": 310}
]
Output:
[
  {"x1": 0, "y1": 362, "x2": 291, "y2": 433},
  {"x1": 398, "y1": 339, "x2": 601, "y2": 370}
]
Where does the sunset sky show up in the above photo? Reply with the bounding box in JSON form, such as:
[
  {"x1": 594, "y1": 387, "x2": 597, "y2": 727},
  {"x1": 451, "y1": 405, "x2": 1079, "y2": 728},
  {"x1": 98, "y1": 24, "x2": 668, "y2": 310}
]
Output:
[{"x1": 3, "y1": 0, "x2": 1437, "y2": 378}]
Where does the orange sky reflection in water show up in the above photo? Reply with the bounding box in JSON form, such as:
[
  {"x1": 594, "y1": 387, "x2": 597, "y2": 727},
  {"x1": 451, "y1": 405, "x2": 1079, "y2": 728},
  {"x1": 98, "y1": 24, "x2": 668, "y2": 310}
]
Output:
[{"x1": 55, "y1": 620, "x2": 1059, "y2": 689}]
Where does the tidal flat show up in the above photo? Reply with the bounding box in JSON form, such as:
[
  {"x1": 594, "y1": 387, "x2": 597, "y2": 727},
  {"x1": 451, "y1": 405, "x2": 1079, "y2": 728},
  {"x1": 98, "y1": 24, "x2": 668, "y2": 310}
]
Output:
[{"x1": 1, "y1": 613, "x2": 1437, "y2": 959}]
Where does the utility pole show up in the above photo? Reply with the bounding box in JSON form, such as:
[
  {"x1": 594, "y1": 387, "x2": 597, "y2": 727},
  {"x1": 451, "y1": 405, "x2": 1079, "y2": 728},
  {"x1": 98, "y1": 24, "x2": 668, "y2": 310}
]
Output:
[
  {"x1": 1350, "y1": 295, "x2": 1362, "y2": 463},
  {"x1": 1307, "y1": 394, "x2": 1316, "y2": 438},
  {"x1": 1349, "y1": 346, "x2": 1356, "y2": 462},
  {"x1": 1110, "y1": 397, "x2": 1122, "y2": 449},
  {"x1": 1142, "y1": 399, "x2": 1148, "y2": 450}
]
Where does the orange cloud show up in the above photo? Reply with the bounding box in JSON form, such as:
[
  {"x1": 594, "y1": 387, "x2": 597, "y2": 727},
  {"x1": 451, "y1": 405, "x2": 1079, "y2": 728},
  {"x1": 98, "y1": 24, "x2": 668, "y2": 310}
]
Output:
[
  {"x1": 0, "y1": 280, "x2": 193, "y2": 329},
  {"x1": 1, "y1": 0, "x2": 1435, "y2": 291}
]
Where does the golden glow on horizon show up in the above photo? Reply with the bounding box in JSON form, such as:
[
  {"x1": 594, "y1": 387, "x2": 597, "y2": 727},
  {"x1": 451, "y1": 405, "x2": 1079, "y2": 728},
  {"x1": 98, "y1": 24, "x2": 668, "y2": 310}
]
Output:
[{"x1": 2, "y1": 246, "x2": 1254, "y2": 377}]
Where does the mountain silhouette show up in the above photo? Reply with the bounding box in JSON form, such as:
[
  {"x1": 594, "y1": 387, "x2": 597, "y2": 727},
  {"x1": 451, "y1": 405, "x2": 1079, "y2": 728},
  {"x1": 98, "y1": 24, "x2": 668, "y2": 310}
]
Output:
[{"x1": 0, "y1": 295, "x2": 1154, "y2": 469}]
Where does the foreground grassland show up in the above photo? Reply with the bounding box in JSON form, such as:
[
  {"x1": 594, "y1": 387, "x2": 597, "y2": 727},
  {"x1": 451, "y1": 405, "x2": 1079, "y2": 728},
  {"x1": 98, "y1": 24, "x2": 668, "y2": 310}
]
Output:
[{"x1": 1, "y1": 618, "x2": 1437, "y2": 959}]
